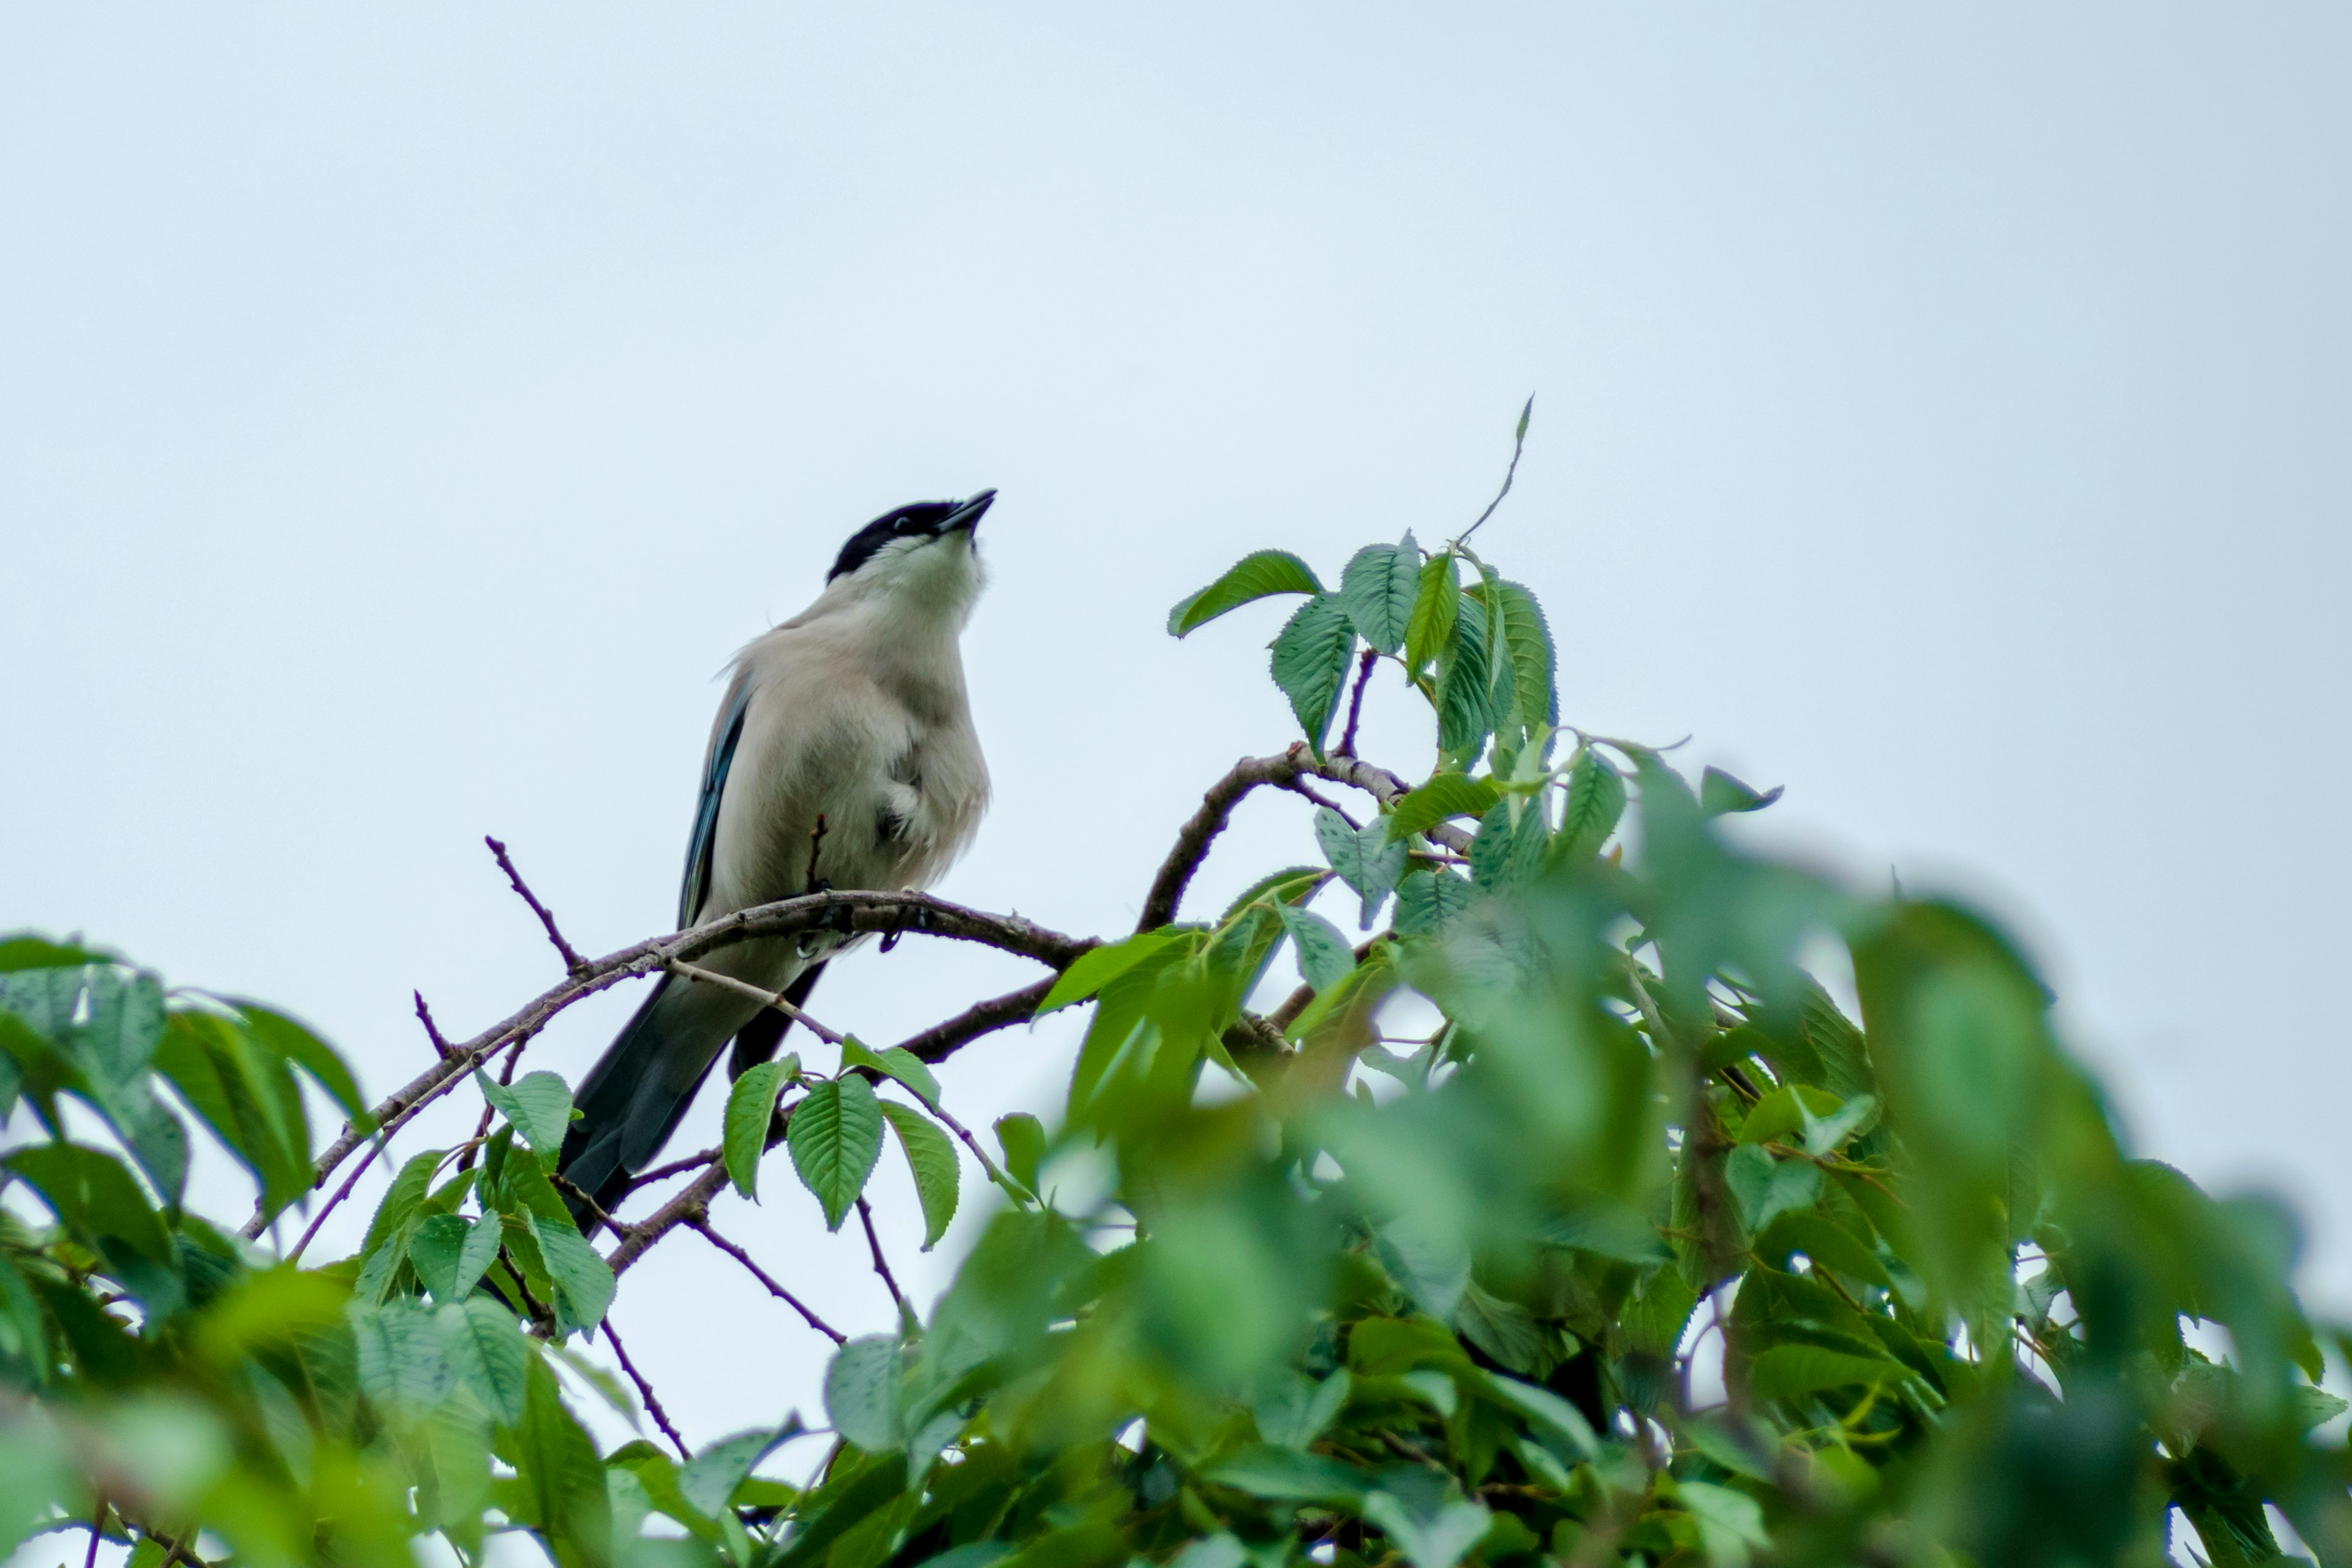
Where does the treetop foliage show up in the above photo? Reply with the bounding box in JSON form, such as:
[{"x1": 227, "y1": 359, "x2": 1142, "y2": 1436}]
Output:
[{"x1": 2, "y1": 415, "x2": 2346, "y2": 1568}]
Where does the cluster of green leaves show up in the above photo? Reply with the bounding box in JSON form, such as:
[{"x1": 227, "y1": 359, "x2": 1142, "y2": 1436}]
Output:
[
  {"x1": 723, "y1": 1039, "x2": 979, "y2": 1253},
  {"x1": 750, "y1": 539, "x2": 2352, "y2": 1568},
  {"x1": 0, "y1": 939, "x2": 664, "y2": 1568},
  {"x1": 7, "y1": 505, "x2": 2352, "y2": 1568}
]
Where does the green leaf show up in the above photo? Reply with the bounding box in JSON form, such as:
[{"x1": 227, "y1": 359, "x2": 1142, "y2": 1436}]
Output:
[
  {"x1": 1383, "y1": 772, "x2": 1501, "y2": 843},
  {"x1": 1468, "y1": 800, "x2": 1548, "y2": 893},
  {"x1": 1485, "y1": 1373, "x2": 1600, "y2": 1461},
  {"x1": 478, "y1": 1070, "x2": 575, "y2": 1161},
  {"x1": 363, "y1": 1149, "x2": 445, "y2": 1262},
  {"x1": 348, "y1": 1296, "x2": 454, "y2": 1408},
  {"x1": 1551, "y1": 748, "x2": 1627, "y2": 866},
  {"x1": 1216, "y1": 865, "x2": 1330, "y2": 925},
  {"x1": 152, "y1": 1012, "x2": 309, "y2": 1221},
  {"x1": 1202, "y1": 1445, "x2": 1370, "y2": 1504},
  {"x1": 1392, "y1": 869, "x2": 1475, "y2": 938},
  {"x1": 788, "y1": 1076, "x2": 884, "y2": 1231},
  {"x1": 1034, "y1": 930, "x2": 1184, "y2": 1014},
  {"x1": 0, "y1": 935, "x2": 109, "y2": 973},
  {"x1": 232, "y1": 1003, "x2": 372, "y2": 1132},
  {"x1": 1278, "y1": 905, "x2": 1356, "y2": 994},
  {"x1": 509, "y1": 1353, "x2": 612, "y2": 1564},
  {"x1": 1746, "y1": 1344, "x2": 1900, "y2": 1401},
  {"x1": 725, "y1": 1060, "x2": 794, "y2": 1199},
  {"x1": 993, "y1": 1114, "x2": 1045, "y2": 1197},
  {"x1": 1268, "y1": 593, "x2": 1358, "y2": 755},
  {"x1": 1725, "y1": 1146, "x2": 1820, "y2": 1234},
  {"x1": 681, "y1": 1425, "x2": 797, "y2": 1518},
  {"x1": 4, "y1": 1142, "x2": 175, "y2": 1267},
  {"x1": 1362, "y1": 1494, "x2": 1493, "y2": 1568},
  {"x1": 1752, "y1": 1212, "x2": 1892, "y2": 1289},
  {"x1": 411, "y1": 1213, "x2": 502, "y2": 1303},
  {"x1": 1679, "y1": 1481, "x2": 1770, "y2": 1564},
  {"x1": 1702, "y1": 766, "x2": 1784, "y2": 816},
  {"x1": 1402, "y1": 552, "x2": 1461, "y2": 677},
  {"x1": 1336, "y1": 534, "x2": 1421, "y2": 655},
  {"x1": 823, "y1": 1335, "x2": 904, "y2": 1453},
  {"x1": 1436, "y1": 589, "x2": 1502, "y2": 763},
  {"x1": 1167, "y1": 550, "x2": 1324, "y2": 638},
  {"x1": 1488, "y1": 579, "x2": 1556, "y2": 744},
  {"x1": 438, "y1": 1297, "x2": 530, "y2": 1425},
  {"x1": 524, "y1": 1212, "x2": 614, "y2": 1338},
  {"x1": 842, "y1": 1038, "x2": 941, "y2": 1107},
  {"x1": 1315, "y1": 807, "x2": 1409, "y2": 929},
  {"x1": 876, "y1": 1101, "x2": 960, "y2": 1250}
]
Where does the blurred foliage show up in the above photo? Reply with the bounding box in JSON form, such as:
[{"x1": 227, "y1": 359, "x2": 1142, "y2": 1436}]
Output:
[{"x1": 5, "y1": 453, "x2": 2350, "y2": 1568}]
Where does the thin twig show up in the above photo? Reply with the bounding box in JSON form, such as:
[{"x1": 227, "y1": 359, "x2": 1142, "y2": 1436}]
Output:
[
  {"x1": 285, "y1": 1130, "x2": 391, "y2": 1264},
  {"x1": 413, "y1": 990, "x2": 457, "y2": 1060},
  {"x1": 1336, "y1": 647, "x2": 1379, "y2": 758},
  {"x1": 687, "y1": 1218, "x2": 845, "y2": 1343},
  {"x1": 552, "y1": 1171, "x2": 636, "y2": 1241},
  {"x1": 486, "y1": 834, "x2": 590, "y2": 977},
  {"x1": 1455, "y1": 393, "x2": 1532, "y2": 548},
  {"x1": 604, "y1": 1319, "x2": 692, "y2": 1460},
  {"x1": 856, "y1": 1197, "x2": 912, "y2": 1321},
  {"x1": 668, "y1": 959, "x2": 845, "y2": 1046},
  {"x1": 83, "y1": 1498, "x2": 105, "y2": 1568},
  {"x1": 624, "y1": 1148, "x2": 720, "y2": 1192},
  {"x1": 1283, "y1": 777, "x2": 1360, "y2": 827}
]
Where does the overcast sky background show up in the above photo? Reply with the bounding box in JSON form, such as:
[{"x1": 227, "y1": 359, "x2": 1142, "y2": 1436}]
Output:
[{"x1": 5, "y1": 3, "x2": 2350, "y2": 1470}]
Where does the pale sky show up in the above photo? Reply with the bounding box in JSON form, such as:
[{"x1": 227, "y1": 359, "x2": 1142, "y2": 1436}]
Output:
[{"x1": 4, "y1": 4, "x2": 2348, "y2": 1458}]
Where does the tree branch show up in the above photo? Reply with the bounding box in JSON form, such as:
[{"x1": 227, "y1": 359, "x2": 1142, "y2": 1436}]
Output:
[
  {"x1": 1138, "y1": 749, "x2": 1474, "y2": 931},
  {"x1": 249, "y1": 888, "x2": 1090, "y2": 1240},
  {"x1": 486, "y1": 834, "x2": 590, "y2": 977}
]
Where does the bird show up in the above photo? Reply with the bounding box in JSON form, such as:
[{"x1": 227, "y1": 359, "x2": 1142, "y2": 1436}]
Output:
[{"x1": 557, "y1": 491, "x2": 995, "y2": 1226}]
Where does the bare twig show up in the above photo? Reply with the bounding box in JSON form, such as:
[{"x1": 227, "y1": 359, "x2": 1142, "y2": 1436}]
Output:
[
  {"x1": 1336, "y1": 648, "x2": 1379, "y2": 758},
  {"x1": 413, "y1": 990, "x2": 456, "y2": 1060},
  {"x1": 552, "y1": 1172, "x2": 636, "y2": 1241},
  {"x1": 246, "y1": 888, "x2": 1090, "y2": 1239},
  {"x1": 84, "y1": 1498, "x2": 106, "y2": 1568},
  {"x1": 285, "y1": 1129, "x2": 391, "y2": 1264},
  {"x1": 1283, "y1": 777, "x2": 1360, "y2": 827},
  {"x1": 856, "y1": 1197, "x2": 911, "y2": 1321},
  {"x1": 624, "y1": 1148, "x2": 720, "y2": 1192},
  {"x1": 1456, "y1": 393, "x2": 1532, "y2": 548},
  {"x1": 687, "y1": 1218, "x2": 845, "y2": 1343},
  {"x1": 603, "y1": 1318, "x2": 692, "y2": 1460},
  {"x1": 486, "y1": 834, "x2": 590, "y2": 977},
  {"x1": 668, "y1": 959, "x2": 845, "y2": 1046},
  {"x1": 1138, "y1": 753, "x2": 1308, "y2": 930}
]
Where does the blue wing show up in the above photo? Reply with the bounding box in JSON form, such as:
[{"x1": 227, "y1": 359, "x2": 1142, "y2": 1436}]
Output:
[{"x1": 677, "y1": 676, "x2": 753, "y2": 929}]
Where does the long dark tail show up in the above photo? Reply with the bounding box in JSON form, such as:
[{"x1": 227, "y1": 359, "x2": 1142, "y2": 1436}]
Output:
[{"x1": 556, "y1": 963, "x2": 826, "y2": 1231}]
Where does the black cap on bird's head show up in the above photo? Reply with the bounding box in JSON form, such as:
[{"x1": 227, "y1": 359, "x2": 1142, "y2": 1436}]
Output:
[{"x1": 827, "y1": 490, "x2": 995, "y2": 583}]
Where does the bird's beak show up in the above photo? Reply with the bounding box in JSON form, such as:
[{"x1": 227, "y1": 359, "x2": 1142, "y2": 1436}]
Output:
[{"x1": 938, "y1": 489, "x2": 996, "y2": 535}]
